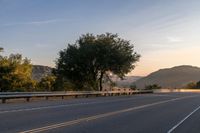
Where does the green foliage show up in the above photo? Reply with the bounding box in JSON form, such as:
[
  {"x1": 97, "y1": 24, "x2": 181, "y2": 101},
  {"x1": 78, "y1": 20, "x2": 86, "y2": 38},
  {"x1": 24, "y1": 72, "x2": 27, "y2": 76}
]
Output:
[
  {"x1": 145, "y1": 84, "x2": 161, "y2": 90},
  {"x1": 54, "y1": 78, "x2": 76, "y2": 91},
  {"x1": 0, "y1": 47, "x2": 3, "y2": 52},
  {"x1": 0, "y1": 53, "x2": 35, "y2": 92},
  {"x1": 110, "y1": 81, "x2": 116, "y2": 88},
  {"x1": 196, "y1": 81, "x2": 200, "y2": 89},
  {"x1": 37, "y1": 75, "x2": 56, "y2": 91},
  {"x1": 56, "y1": 33, "x2": 140, "y2": 91},
  {"x1": 130, "y1": 83, "x2": 137, "y2": 90},
  {"x1": 185, "y1": 81, "x2": 200, "y2": 89},
  {"x1": 185, "y1": 82, "x2": 196, "y2": 89}
]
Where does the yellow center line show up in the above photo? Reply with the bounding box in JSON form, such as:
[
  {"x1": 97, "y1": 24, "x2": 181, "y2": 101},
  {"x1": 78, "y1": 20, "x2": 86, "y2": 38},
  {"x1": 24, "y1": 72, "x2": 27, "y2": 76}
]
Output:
[{"x1": 20, "y1": 95, "x2": 199, "y2": 133}]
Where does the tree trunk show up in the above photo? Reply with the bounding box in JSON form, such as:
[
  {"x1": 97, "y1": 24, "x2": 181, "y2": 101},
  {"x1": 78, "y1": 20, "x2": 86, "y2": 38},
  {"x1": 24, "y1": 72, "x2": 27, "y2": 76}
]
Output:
[{"x1": 99, "y1": 71, "x2": 104, "y2": 91}]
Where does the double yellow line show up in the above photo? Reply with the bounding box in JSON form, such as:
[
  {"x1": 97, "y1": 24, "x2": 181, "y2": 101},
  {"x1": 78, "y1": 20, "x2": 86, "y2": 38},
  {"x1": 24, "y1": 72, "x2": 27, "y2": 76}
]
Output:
[{"x1": 20, "y1": 95, "x2": 199, "y2": 133}]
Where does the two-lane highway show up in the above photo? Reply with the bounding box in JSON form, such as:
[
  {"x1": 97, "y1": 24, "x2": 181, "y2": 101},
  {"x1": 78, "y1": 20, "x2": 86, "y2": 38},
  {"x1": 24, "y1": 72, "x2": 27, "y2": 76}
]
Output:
[{"x1": 0, "y1": 93, "x2": 200, "y2": 133}]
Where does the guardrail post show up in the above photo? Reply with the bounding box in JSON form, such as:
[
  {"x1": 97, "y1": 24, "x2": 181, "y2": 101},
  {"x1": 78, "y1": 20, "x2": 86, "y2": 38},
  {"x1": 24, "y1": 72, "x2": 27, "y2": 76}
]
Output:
[
  {"x1": 26, "y1": 97, "x2": 30, "y2": 102},
  {"x1": 62, "y1": 96, "x2": 64, "y2": 99},
  {"x1": 2, "y1": 98, "x2": 6, "y2": 103},
  {"x1": 46, "y1": 96, "x2": 49, "y2": 100}
]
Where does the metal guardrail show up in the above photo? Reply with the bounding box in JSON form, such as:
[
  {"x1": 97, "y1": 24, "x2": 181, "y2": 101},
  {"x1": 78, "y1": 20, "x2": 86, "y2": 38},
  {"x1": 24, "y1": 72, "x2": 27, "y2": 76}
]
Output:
[
  {"x1": 0, "y1": 92, "x2": 52, "y2": 95},
  {"x1": 153, "y1": 89, "x2": 200, "y2": 93},
  {"x1": 0, "y1": 90, "x2": 153, "y2": 103}
]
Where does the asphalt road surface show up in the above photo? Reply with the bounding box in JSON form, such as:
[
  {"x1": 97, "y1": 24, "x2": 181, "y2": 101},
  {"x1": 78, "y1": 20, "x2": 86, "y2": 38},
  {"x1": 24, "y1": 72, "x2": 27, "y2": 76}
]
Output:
[{"x1": 0, "y1": 92, "x2": 200, "y2": 133}]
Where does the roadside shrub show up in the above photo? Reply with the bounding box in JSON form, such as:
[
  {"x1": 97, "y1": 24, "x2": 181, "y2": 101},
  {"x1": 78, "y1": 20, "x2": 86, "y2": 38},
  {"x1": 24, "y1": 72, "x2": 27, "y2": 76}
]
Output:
[
  {"x1": 145, "y1": 84, "x2": 161, "y2": 90},
  {"x1": 130, "y1": 83, "x2": 137, "y2": 90}
]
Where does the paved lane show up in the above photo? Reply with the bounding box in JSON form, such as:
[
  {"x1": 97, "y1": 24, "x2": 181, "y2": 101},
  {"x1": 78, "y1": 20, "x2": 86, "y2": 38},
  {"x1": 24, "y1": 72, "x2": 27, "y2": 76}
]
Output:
[
  {"x1": 0, "y1": 93, "x2": 199, "y2": 133},
  {"x1": 170, "y1": 104, "x2": 200, "y2": 133}
]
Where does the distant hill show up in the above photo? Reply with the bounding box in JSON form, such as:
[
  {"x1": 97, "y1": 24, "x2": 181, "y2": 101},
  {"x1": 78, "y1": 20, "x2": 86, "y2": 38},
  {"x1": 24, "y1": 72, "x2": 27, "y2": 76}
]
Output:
[
  {"x1": 32, "y1": 65, "x2": 52, "y2": 81},
  {"x1": 134, "y1": 65, "x2": 200, "y2": 89},
  {"x1": 111, "y1": 75, "x2": 142, "y2": 87}
]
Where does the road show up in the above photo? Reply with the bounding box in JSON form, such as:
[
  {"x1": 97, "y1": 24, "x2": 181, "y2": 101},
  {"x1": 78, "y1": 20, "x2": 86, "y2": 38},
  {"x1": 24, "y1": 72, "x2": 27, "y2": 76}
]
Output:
[{"x1": 0, "y1": 92, "x2": 200, "y2": 133}]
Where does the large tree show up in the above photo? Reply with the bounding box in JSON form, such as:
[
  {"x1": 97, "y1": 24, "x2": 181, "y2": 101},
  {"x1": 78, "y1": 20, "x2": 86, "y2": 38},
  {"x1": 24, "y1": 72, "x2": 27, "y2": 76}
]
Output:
[
  {"x1": 0, "y1": 53, "x2": 35, "y2": 91},
  {"x1": 56, "y1": 33, "x2": 140, "y2": 91}
]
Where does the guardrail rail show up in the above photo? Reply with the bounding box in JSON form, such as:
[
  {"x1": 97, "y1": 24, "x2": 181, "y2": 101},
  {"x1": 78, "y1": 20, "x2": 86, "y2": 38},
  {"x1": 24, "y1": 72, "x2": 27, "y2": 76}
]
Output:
[{"x1": 0, "y1": 90, "x2": 153, "y2": 103}]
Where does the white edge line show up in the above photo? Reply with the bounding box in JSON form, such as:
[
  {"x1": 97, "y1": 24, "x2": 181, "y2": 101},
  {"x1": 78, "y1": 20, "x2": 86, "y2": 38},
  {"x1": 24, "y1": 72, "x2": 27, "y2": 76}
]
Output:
[
  {"x1": 167, "y1": 104, "x2": 200, "y2": 133},
  {"x1": 167, "y1": 106, "x2": 200, "y2": 133}
]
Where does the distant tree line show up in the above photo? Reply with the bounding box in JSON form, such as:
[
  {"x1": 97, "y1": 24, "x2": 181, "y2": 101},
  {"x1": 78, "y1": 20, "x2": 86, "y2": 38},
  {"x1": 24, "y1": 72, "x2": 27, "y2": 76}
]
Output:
[
  {"x1": 129, "y1": 83, "x2": 162, "y2": 90},
  {"x1": 185, "y1": 81, "x2": 200, "y2": 89},
  {"x1": 0, "y1": 33, "x2": 140, "y2": 92},
  {"x1": 144, "y1": 84, "x2": 161, "y2": 90}
]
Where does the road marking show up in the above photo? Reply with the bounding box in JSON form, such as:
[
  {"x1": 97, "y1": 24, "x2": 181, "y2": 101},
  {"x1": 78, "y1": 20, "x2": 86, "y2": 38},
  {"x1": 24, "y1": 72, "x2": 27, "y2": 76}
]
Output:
[
  {"x1": 148, "y1": 94, "x2": 178, "y2": 97},
  {"x1": 0, "y1": 94, "x2": 175, "y2": 114},
  {"x1": 167, "y1": 104, "x2": 200, "y2": 133},
  {"x1": 20, "y1": 95, "x2": 199, "y2": 133}
]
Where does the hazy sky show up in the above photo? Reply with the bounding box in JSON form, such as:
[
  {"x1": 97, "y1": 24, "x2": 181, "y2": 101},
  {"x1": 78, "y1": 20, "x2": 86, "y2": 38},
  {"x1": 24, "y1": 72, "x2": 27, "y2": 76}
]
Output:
[{"x1": 0, "y1": 0, "x2": 200, "y2": 76}]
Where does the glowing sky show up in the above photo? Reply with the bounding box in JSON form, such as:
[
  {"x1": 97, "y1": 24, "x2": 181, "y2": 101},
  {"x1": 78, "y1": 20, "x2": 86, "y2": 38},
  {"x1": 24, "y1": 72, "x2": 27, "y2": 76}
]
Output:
[{"x1": 0, "y1": 0, "x2": 200, "y2": 76}]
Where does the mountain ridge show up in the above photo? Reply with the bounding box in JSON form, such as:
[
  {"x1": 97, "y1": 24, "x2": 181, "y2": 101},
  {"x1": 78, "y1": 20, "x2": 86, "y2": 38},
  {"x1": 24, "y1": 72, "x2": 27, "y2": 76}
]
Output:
[
  {"x1": 32, "y1": 65, "x2": 53, "y2": 81},
  {"x1": 134, "y1": 65, "x2": 200, "y2": 89}
]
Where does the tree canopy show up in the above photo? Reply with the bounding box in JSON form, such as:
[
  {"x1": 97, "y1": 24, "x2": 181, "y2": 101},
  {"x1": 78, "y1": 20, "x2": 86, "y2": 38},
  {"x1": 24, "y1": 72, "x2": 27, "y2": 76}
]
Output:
[
  {"x1": 185, "y1": 81, "x2": 200, "y2": 89},
  {"x1": 56, "y1": 33, "x2": 140, "y2": 91},
  {"x1": 0, "y1": 53, "x2": 35, "y2": 92}
]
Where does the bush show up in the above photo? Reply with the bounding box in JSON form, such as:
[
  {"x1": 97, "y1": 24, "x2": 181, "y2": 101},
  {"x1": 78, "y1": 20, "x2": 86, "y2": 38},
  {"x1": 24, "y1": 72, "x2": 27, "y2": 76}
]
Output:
[
  {"x1": 0, "y1": 53, "x2": 35, "y2": 92},
  {"x1": 145, "y1": 84, "x2": 161, "y2": 90},
  {"x1": 130, "y1": 84, "x2": 137, "y2": 90},
  {"x1": 185, "y1": 81, "x2": 200, "y2": 89},
  {"x1": 37, "y1": 75, "x2": 56, "y2": 91}
]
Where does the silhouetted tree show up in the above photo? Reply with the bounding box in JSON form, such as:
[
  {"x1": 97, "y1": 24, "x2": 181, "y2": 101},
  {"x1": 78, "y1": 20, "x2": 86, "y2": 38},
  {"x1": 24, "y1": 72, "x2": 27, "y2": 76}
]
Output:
[
  {"x1": 56, "y1": 33, "x2": 140, "y2": 91},
  {"x1": 196, "y1": 81, "x2": 200, "y2": 89}
]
